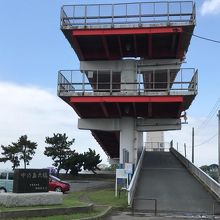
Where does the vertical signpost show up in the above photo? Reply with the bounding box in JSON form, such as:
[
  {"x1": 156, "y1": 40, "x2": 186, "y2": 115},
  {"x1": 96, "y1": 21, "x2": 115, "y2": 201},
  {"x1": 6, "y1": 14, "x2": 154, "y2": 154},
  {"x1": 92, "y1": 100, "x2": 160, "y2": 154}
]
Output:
[
  {"x1": 218, "y1": 110, "x2": 220, "y2": 182},
  {"x1": 192, "y1": 127, "x2": 194, "y2": 163}
]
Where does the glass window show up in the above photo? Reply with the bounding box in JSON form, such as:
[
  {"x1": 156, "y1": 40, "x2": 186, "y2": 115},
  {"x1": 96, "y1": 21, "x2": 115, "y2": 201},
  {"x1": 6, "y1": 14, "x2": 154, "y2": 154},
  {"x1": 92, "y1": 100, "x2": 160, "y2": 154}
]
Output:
[
  {"x1": 0, "y1": 173, "x2": 7, "y2": 179},
  {"x1": 8, "y1": 173, "x2": 14, "y2": 180}
]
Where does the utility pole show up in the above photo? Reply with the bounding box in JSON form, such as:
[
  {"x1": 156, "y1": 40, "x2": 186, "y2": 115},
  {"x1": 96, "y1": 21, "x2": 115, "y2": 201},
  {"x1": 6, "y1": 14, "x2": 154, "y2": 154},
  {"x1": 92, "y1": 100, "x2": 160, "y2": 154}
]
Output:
[
  {"x1": 184, "y1": 143, "x2": 186, "y2": 158},
  {"x1": 192, "y1": 127, "x2": 194, "y2": 163},
  {"x1": 218, "y1": 110, "x2": 220, "y2": 182}
]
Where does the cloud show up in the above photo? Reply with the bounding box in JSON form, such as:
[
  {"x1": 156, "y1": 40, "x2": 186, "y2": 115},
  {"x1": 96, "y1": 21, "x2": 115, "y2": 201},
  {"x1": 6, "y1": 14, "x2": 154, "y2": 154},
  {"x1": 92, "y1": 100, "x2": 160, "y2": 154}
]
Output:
[
  {"x1": 0, "y1": 82, "x2": 108, "y2": 169},
  {"x1": 201, "y1": 0, "x2": 220, "y2": 15}
]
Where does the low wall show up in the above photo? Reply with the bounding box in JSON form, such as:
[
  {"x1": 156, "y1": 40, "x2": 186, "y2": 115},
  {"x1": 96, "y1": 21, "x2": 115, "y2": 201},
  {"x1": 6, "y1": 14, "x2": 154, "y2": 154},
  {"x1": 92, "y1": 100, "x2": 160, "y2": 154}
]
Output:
[
  {"x1": 0, "y1": 192, "x2": 63, "y2": 207},
  {"x1": 170, "y1": 147, "x2": 220, "y2": 199},
  {"x1": 0, "y1": 204, "x2": 93, "y2": 219}
]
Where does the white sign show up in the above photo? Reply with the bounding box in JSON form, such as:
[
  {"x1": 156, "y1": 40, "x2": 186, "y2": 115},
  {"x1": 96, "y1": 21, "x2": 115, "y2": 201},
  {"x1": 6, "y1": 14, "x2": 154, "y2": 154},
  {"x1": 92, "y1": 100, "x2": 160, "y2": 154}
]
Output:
[
  {"x1": 124, "y1": 163, "x2": 133, "y2": 174},
  {"x1": 116, "y1": 169, "x2": 128, "y2": 179}
]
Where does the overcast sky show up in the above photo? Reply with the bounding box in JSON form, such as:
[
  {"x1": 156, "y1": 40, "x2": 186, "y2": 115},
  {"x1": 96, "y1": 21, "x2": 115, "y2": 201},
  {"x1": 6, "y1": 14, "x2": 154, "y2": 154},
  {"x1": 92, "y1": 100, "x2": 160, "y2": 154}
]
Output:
[{"x1": 0, "y1": 0, "x2": 220, "y2": 169}]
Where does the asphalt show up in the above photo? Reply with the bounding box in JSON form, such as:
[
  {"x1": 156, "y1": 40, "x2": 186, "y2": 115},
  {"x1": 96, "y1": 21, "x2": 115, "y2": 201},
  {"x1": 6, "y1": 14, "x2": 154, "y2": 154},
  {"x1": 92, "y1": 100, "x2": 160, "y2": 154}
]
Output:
[{"x1": 133, "y1": 151, "x2": 220, "y2": 215}]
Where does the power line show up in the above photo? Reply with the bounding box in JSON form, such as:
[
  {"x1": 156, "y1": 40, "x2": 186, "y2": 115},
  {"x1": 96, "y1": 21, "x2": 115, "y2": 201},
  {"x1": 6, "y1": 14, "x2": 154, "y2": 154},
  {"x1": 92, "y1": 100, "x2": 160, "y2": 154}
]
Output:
[
  {"x1": 192, "y1": 33, "x2": 220, "y2": 44},
  {"x1": 195, "y1": 133, "x2": 218, "y2": 147},
  {"x1": 184, "y1": 31, "x2": 220, "y2": 44},
  {"x1": 197, "y1": 97, "x2": 220, "y2": 130}
]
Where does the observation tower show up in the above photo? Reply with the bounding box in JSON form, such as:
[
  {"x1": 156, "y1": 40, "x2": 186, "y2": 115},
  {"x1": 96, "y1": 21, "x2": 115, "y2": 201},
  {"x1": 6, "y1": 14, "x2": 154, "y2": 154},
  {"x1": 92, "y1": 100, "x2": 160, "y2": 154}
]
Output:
[{"x1": 58, "y1": 1, "x2": 197, "y2": 166}]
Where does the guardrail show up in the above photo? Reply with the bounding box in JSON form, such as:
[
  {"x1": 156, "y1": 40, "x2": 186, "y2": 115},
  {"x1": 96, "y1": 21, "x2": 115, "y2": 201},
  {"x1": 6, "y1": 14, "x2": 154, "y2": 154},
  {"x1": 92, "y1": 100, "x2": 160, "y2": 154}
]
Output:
[
  {"x1": 57, "y1": 68, "x2": 198, "y2": 96},
  {"x1": 170, "y1": 147, "x2": 220, "y2": 199},
  {"x1": 145, "y1": 142, "x2": 171, "y2": 152},
  {"x1": 61, "y1": 1, "x2": 195, "y2": 29},
  {"x1": 127, "y1": 147, "x2": 145, "y2": 206}
]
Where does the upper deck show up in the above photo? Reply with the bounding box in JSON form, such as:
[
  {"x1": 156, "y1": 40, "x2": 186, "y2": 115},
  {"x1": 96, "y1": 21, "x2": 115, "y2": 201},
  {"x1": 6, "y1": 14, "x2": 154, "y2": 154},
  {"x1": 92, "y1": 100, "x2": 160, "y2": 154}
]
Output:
[{"x1": 61, "y1": 1, "x2": 196, "y2": 61}]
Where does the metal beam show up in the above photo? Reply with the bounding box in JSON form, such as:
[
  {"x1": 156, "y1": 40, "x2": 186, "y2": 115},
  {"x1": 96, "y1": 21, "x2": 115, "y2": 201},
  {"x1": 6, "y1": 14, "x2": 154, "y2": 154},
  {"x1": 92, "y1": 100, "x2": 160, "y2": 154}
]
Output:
[
  {"x1": 70, "y1": 96, "x2": 184, "y2": 103},
  {"x1": 78, "y1": 118, "x2": 120, "y2": 131},
  {"x1": 136, "y1": 118, "x2": 181, "y2": 132},
  {"x1": 72, "y1": 27, "x2": 183, "y2": 36}
]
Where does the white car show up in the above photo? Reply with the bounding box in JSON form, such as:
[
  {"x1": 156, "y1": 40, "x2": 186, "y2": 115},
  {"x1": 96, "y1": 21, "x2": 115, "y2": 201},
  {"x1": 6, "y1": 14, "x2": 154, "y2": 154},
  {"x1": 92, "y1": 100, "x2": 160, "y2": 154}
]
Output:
[{"x1": 0, "y1": 170, "x2": 14, "y2": 193}]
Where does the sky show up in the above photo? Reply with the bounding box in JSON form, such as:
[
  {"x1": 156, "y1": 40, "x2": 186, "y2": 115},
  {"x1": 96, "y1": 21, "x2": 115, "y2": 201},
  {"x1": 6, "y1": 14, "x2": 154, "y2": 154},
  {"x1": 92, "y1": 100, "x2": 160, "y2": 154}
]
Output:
[{"x1": 0, "y1": 0, "x2": 220, "y2": 169}]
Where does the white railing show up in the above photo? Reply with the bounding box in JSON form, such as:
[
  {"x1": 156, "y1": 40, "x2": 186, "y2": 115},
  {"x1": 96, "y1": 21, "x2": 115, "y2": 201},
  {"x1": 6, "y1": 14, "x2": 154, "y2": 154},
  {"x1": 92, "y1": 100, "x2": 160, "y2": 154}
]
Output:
[
  {"x1": 58, "y1": 68, "x2": 198, "y2": 96},
  {"x1": 170, "y1": 147, "x2": 220, "y2": 199},
  {"x1": 127, "y1": 147, "x2": 145, "y2": 206},
  {"x1": 61, "y1": 1, "x2": 195, "y2": 29}
]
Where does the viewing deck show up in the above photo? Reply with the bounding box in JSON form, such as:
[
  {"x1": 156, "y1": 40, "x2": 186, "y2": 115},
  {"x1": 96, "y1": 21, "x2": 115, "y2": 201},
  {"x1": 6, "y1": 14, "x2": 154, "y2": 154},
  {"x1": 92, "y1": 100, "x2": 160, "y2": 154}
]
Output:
[
  {"x1": 57, "y1": 68, "x2": 197, "y2": 119},
  {"x1": 60, "y1": 1, "x2": 196, "y2": 60}
]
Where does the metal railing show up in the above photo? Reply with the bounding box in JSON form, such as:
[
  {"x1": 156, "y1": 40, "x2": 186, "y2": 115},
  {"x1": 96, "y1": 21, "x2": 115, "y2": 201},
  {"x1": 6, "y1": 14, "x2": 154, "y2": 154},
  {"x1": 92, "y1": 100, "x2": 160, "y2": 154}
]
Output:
[
  {"x1": 61, "y1": 1, "x2": 195, "y2": 29},
  {"x1": 127, "y1": 146, "x2": 145, "y2": 206},
  {"x1": 145, "y1": 142, "x2": 171, "y2": 152},
  {"x1": 57, "y1": 68, "x2": 198, "y2": 96},
  {"x1": 170, "y1": 147, "x2": 220, "y2": 200}
]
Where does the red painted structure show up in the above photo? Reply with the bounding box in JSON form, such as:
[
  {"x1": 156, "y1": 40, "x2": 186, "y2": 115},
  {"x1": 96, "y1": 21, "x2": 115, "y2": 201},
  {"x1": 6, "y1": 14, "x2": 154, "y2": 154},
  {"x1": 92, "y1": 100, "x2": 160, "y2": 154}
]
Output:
[{"x1": 59, "y1": 1, "x2": 197, "y2": 158}]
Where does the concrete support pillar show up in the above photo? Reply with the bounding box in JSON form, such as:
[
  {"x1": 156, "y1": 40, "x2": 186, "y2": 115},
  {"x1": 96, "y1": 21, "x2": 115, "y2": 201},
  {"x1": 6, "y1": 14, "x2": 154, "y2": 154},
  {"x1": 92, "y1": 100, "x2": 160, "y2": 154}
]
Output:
[
  {"x1": 120, "y1": 117, "x2": 136, "y2": 164},
  {"x1": 121, "y1": 60, "x2": 137, "y2": 94},
  {"x1": 136, "y1": 132, "x2": 143, "y2": 164}
]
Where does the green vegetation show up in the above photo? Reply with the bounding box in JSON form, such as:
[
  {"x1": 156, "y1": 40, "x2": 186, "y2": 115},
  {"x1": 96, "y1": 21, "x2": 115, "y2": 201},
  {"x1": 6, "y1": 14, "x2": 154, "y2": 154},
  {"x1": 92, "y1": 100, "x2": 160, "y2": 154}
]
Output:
[
  {"x1": 0, "y1": 187, "x2": 127, "y2": 219},
  {"x1": 200, "y1": 164, "x2": 219, "y2": 182},
  {"x1": 0, "y1": 135, "x2": 37, "y2": 169},
  {"x1": 88, "y1": 188, "x2": 127, "y2": 208}
]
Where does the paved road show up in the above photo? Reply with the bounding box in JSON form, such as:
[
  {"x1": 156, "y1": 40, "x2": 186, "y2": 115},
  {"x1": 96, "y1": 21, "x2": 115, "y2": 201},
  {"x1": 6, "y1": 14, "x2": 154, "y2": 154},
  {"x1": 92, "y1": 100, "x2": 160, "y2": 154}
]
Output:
[{"x1": 104, "y1": 211, "x2": 218, "y2": 220}]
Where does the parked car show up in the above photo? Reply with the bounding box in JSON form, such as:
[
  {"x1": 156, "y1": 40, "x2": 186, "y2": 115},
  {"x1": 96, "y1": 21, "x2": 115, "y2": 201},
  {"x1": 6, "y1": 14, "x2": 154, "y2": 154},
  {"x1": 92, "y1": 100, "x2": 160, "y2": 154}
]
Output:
[
  {"x1": 0, "y1": 170, "x2": 14, "y2": 193},
  {"x1": 49, "y1": 175, "x2": 70, "y2": 193}
]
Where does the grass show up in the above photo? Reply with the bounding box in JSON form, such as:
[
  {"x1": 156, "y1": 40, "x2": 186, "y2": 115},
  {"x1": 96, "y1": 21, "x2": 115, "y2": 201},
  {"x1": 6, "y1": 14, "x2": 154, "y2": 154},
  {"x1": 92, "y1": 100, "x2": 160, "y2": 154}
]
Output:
[
  {"x1": 0, "y1": 188, "x2": 127, "y2": 219},
  {"x1": 88, "y1": 188, "x2": 128, "y2": 208}
]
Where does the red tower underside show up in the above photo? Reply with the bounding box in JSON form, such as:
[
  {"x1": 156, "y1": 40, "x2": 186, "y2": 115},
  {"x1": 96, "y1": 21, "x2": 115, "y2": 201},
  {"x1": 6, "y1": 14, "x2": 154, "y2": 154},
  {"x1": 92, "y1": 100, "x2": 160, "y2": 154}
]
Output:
[
  {"x1": 62, "y1": 95, "x2": 193, "y2": 158},
  {"x1": 62, "y1": 26, "x2": 194, "y2": 61}
]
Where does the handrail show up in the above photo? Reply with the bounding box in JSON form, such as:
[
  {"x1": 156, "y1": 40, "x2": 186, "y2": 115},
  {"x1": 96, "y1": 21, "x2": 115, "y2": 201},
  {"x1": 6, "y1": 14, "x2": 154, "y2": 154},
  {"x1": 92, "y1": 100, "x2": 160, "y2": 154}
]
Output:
[
  {"x1": 57, "y1": 68, "x2": 198, "y2": 96},
  {"x1": 61, "y1": 1, "x2": 195, "y2": 28},
  {"x1": 170, "y1": 147, "x2": 220, "y2": 199},
  {"x1": 127, "y1": 146, "x2": 145, "y2": 206}
]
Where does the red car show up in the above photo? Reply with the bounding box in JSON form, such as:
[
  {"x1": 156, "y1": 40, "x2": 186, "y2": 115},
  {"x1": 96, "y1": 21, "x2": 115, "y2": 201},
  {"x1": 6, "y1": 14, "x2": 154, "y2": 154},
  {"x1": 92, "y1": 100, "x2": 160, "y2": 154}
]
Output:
[{"x1": 49, "y1": 175, "x2": 70, "y2": 193}]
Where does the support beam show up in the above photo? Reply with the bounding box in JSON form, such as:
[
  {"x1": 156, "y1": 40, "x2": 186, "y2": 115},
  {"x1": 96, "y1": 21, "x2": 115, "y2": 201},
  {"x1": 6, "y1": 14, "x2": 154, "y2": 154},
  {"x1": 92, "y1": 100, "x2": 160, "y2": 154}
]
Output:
[
  {"x1": 72, "y1": 27, "x2": 183, "y2": 36},
  {"x1": 102, "y1": 36, "x2": 110, "y2": 59},
  {"x1": 70, "y1": 96, "x2": 184, "y2": 103},
  {"x1": 136, "y1": 118, "x2": 181, "y2": 132},
  {"x1": 71, "y1": 36, "x2": 85, "y2": 60},
  {"x1": 78, "y1": 118, "x2": 120, "y2": 131}
]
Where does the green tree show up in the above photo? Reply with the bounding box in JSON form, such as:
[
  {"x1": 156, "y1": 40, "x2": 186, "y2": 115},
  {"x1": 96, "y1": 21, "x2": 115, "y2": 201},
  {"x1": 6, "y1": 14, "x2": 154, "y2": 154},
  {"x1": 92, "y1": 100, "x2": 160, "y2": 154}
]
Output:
[
  {"x1": 44, "y1": 133, "x2": 75, "y2": 175},
  {"x1": 14, "y1": 135, "x2": 37, "y2": 169},
  {"x1": 83, "y1": 148, "x2": 102, "y2": 174},
  {"x1": 0, "y1": 144, "x2": 20, "y2": 170},
  {"x1": 0, "y1": 135, "x2": 37, "y2": 169},
  {"x1": 61, "y1": 151, "x2": 84, "y2": 176}
]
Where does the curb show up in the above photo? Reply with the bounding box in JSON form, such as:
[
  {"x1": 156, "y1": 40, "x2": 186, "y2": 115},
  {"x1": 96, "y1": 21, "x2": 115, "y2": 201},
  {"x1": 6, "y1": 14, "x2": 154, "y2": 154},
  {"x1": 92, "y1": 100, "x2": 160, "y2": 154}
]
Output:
[
  {"x1": 0, "y1": 204, "x2": 93, "y2": 219},
  {"x1": 77, "y1": 205, "x2": 113, "y2": 220}
]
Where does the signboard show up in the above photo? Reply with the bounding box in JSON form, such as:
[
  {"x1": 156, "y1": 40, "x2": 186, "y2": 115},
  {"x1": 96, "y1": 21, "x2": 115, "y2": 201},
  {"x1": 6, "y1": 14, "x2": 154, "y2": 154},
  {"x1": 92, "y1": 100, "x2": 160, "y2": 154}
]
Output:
[
  {"x1": 115, "y1": 169, "x2": 128, "y2": 197},
  {"x1": 116, "y1": 169, "x2": 128, "y2": 179},
  {"x1": 13, "y1": 169, "x2": 49, "y2": 193},
  {"x1": 124, "y1": 163, "x2": 133, "y2": 174}
]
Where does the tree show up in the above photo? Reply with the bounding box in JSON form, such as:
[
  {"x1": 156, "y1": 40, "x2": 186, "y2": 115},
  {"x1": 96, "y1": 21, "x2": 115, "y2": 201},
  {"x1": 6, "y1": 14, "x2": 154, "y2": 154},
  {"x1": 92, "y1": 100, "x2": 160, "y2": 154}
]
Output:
[
  {"x1": 0, "y1": 144, "x2": 20, "y2": 170},
  {"x1": 0, "y1": 135, "x2": 37, "y2": 169},
  {"x1": 61, "y1": 151, "x2": 84, "y2": 176},
  {"x1": 83, "y1": 148, "x2": 102, "y2": 174},
  {"x1": 200, "y1": 164, "x2": 219, "y2": 182},
  {"x1": 14, "y1": 135, "x2": 37, "y2": 169},
  {"x1": 44, "y1": 133, "x2": 75, "y2": 175}
]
